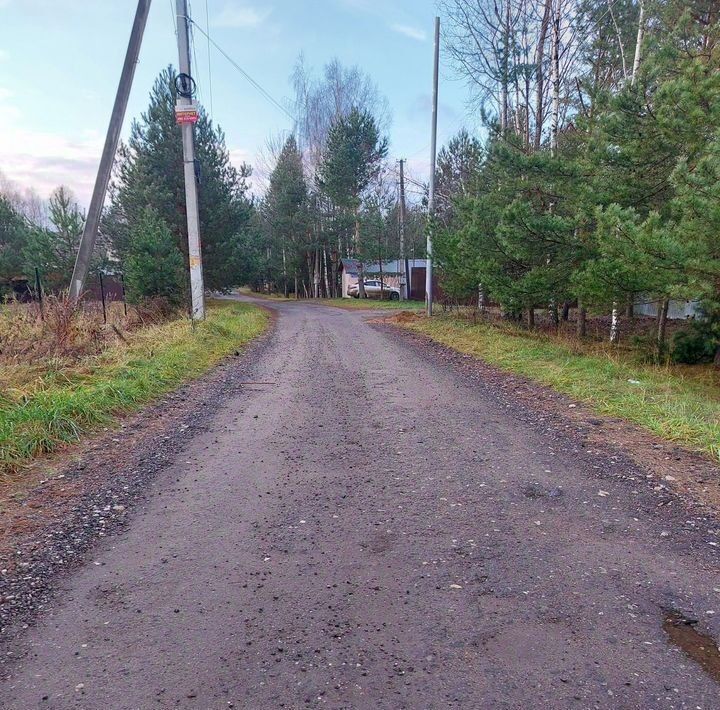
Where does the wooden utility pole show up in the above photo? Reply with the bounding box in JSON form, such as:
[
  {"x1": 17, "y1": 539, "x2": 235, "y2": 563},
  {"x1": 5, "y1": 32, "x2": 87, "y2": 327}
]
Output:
[
  {"x1": 426, "y1": 16, "x2": 440, "y2": 316},
  {"x1": 398, "y1": 158, "x2": 408, "y2": 300},
  {"x1": 69, "y1": 0, "x2": 152, "y2": 300},
  {"x1": 176, "y1": 0, "x2": 205, "y2": 320}
]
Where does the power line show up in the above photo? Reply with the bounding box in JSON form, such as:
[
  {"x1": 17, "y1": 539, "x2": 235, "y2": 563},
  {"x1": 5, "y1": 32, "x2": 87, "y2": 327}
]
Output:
[
  {"x1": 184, "y1": 15, "x2": 296, "y2": 123},
  {"x1": 188, "y1": 5, "x2": 203, "y2": 104},
  {"x1": 205, "y1": 0, "x2": 214, "y2": 119},
  {"x1": 169, "y1": 0, "x2": 177, "y2": 35}
]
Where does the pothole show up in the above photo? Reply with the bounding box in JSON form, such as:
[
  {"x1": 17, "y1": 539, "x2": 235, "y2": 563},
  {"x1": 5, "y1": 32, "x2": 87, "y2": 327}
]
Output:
[
  {"x1": 520, "y1": 482, "x2": 563, "y2": 500},
  {"x1": 663, "y1": 610, "x2": 720, "y2": 683}
]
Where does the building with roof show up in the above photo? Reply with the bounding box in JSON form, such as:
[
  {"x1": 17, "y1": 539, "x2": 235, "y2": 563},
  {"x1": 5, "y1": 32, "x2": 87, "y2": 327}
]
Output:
[{"x1": 339, "y1": 258, "x2": 437, "y2": 299}]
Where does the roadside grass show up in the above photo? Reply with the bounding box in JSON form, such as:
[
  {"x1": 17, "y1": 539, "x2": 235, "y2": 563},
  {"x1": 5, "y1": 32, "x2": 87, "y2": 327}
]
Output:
[
  {"x1": 237, "y1": 288, "x2": 424, "y2": 311},
  {"x1": 321, "y1": 298, "x2": 424, "y2": 311},
  {"x1": 398, "y1": 313, "x2": 720, "y2": 462},
  {"x1": 0, "y1": 301, "x2": 269, "y2": 477}
]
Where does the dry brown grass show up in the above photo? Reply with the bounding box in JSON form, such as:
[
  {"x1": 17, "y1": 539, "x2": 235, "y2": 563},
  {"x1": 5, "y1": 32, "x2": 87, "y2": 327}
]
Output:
[{"x1": 0, "y1": 296, "x2": 177, "y2": 366}]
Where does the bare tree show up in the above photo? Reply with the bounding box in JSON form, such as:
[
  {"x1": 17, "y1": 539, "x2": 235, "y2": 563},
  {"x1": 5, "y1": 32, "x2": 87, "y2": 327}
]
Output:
[
  {"x1": 441, "y1": 0, "x2": 582, "y2": 152},
  {"x1": 291, "y1": 55, "x2": 391, "y2": 175}
]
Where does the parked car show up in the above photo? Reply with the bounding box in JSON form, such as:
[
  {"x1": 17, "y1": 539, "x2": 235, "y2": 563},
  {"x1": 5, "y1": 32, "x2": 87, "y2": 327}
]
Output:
[{"x1": 348, "y1": 279, "x2": 401, "y2": 300}]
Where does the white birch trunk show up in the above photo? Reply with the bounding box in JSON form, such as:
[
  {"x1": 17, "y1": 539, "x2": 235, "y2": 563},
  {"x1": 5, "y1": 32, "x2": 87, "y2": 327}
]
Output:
[
  {"x1": 500, "y1": 1, "x2": 510, "y2": 133},
  {"x1": 323, "y1": 248, "x2": 330, "y2": 298},
  {"x1": 631, "y1": 0, "x2": 645, "y2": 86},
  {"x1": 534, "y1": 0, "x2": 552, "y2": 151},
  {"x1": 610, "y1": 304, "x2": 620, "y2": 343},
  {"x1": 313, "y1": 249, "x2": 321, "y2": 299}
]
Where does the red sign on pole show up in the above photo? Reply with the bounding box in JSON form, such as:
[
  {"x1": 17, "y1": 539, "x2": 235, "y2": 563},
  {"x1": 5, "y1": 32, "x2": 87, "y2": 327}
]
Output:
[{"x1": 175, "y1": 101, "x2": 199, "y2": 125}]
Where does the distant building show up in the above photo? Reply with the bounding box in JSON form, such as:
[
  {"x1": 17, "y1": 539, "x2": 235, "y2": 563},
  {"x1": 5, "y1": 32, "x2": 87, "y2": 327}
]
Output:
[
  {"x1": 634, "y1": 298, "x2": 701, "y2": 320},
  {"x1": 339, "y1": 258, "x2": 438, "y2": 300}
]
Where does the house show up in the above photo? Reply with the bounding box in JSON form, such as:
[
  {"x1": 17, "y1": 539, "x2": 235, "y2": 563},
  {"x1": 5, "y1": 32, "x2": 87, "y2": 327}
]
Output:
[
  {"x1": 339, "y1": 258, "x2": 437, "y2": 299},
  {"x1": 634, "y1": 298, "x2": 702, "y2": 320}
]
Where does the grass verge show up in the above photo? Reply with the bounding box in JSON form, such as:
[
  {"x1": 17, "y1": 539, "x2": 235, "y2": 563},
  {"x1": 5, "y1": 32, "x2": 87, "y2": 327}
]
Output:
[
  {"x1": 0, "y1": 301, "x2": 269, "y2": 477},
  {"x1": 321, "y1": 298, "x2": 424, "y2": 311},
  {"x1": 397, "y1": 314, "x2": 720, "y2": 462},
  {"x1": 238, "y1": 289, "x2": 424, "y2": 311}
]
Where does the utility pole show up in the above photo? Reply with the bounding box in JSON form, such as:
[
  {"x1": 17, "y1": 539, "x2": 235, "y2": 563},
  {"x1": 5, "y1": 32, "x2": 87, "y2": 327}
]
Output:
[
  {"x1": 426, "y1": 16, "x2": 440, "y2": 316},
  {"x1": 398, "y1": 159, "x2": 408, "y2": 300},
  {"x1": 176, "y1": 0, "x2": 206, "y2": 320},
  {"x1": 69, "y1": 0, "x2": 152, "y2": 300}
]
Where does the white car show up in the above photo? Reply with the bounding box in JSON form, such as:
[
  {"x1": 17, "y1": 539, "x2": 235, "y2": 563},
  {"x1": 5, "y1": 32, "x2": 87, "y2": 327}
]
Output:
[{"x1": 349, "y1": 279, "x2": 401, "y2": 300}]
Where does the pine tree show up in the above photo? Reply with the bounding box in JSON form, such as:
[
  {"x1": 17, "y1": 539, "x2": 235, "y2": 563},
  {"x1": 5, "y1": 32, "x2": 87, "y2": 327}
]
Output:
[
  {"x1": 263, "y1": 136, "x2": 308, "y2": 296},
  {"x1": 124, "y1": 208, "x2": 185, "y2": 305},
  {"x1": 0, "y1": 195, "x2": 27, "y2": 289},
  {"x1": 317, "y1": 107, "x2": 388, "y2": 296},
  {"x1": 22, "y1": 187, "x2": 86, "y2": 292},
  {"x1": 103, "y1": 67, "x2": 256, "y2": 295}
]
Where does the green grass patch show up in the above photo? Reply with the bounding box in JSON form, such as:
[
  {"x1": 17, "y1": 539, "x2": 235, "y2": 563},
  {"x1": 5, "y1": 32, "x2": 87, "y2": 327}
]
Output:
[
  {"x1": 399, "y1": 314, "x2": 720, "y2": 462},
  {"x1": 238, "y1": 288, "x2": 423, "y2": 311},
  {"x1": 320, "y1": 298, "x2": 424, "y2": 311},
  {"x1": 0, "y1": 301, "x2": 269, "y2": 476}
]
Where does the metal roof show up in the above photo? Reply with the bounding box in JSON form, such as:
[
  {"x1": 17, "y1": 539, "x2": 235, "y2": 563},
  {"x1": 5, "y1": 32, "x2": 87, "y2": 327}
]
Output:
[{"x1": 340, "y1": 258, "x2": 428, "y2": 276}]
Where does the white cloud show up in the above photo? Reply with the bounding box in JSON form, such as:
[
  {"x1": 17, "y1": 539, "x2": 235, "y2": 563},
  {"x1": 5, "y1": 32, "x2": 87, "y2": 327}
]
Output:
[
  {"x1": 391, "y1": 23, "x2": 426, "y2": 42},
  {"x1": 0, "y1": 93, "x2": 102, "y2": 206},
  {"x1": 212, "y1": 2, "x2": 269, "y2": 28}
]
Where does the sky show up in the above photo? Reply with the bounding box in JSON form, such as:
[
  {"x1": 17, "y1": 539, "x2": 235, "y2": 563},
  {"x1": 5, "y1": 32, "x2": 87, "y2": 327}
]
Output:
[{"x1": 0, "y1": 0, "x2": 474, "y2": 207}]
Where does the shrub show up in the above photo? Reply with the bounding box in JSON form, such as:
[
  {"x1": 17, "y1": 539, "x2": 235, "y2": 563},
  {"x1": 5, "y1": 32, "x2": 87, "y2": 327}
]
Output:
[{"x1": 672, "y1": 320, "x2": 719, "y2": 364}]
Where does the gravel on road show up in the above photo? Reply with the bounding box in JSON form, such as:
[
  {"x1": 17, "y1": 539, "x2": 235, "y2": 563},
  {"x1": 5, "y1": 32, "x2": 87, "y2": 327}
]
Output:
[{"x1": 1, "y1": 297, "x2": 719, "y2": 709}]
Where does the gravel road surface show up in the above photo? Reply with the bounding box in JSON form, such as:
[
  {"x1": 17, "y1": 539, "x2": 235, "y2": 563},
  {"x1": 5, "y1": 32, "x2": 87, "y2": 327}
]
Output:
[{"x1": 1, "y1": 297, "x2": 719, "y2": 709}]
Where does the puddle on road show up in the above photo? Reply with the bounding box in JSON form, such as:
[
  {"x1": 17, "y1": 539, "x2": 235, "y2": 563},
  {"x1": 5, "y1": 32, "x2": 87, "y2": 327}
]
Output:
[{"x1": 663, "y1": 610, "x2": 720, "y2": 683}]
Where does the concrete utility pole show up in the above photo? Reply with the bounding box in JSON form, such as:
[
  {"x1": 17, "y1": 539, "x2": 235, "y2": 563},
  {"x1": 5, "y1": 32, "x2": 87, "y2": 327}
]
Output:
[
  {"x1": 398, "y1": 159, "x2": 408, "y2": 301},
  {"x1": 176, "y1": 0, "x2": 205, "y2": 320},
  {"x1": 69, "y1": 0, "x2": 152, "y2": 300},
  {"x1": 426, "y1": 16, "x2": 440, "y2": 316}
]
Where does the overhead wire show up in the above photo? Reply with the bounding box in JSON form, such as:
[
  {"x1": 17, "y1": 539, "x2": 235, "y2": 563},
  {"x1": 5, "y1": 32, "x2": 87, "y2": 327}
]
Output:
[
  {"x1": 169, "y1": 0, "x2": 177, "y2": 36},
  {"x1": 184, "y1": 14, "x2": 296, "y2": 123},
  {"x1": 205, "y1": 0, "x2": 214, "y2": 119},
  {"x1": 188, "y1": 5, "x2": 204, "y2": 105}
]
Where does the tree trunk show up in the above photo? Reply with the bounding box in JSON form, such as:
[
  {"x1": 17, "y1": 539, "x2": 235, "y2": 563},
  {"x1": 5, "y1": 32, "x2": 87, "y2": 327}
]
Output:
[
  {"x1": 534, "y1": 0, "x2": 552, "y2": 151},
  {"x1": 610, "y1": 303, "x2": 620, "y2": 343},
  {"x1": 528, "y1": 307, "x2": 535, "y2": 330},
  {"x1": 355, "y1": 210, "x2": 365, "y2": 298},
  {"x1": 631, "y1": 0, "x2": 645, "y2": 86},
  {"x1": 294, "y1": 272, "x2": 299, "y2": 300},
  {"x1": 625, "y1": 298, "x2": 634, "y2": 319},
  {"x1": 282, "y1": 245, "x2": 288, "y2": 298},
  {"x1": 549, "y1": 300, "x2": 559, "y2": 328},
  {"x1": 562, "y1": 301, "x2": 570, "y2": 321},
  {"x1": 577, "y1": 304, "x2": 587, "y2": 337},
  {"x1": 656, "y1": 297, "x2": 669, "y2": 346},
  {"x1": 500, "y1": 0, "x2": 510, "y2": 133},
  {"x1": 330, "y1": 249, "x2": 338, "y2": 298},
  {"x1": 323, "y1": 248, "x2": 330, "y2": 298},
  {"x1": 478, "y1": 284, "x2": 486, "y2": 313},
  {"x1": 313, "y1": 249, "x2": 321, "y2": 299},
  {"x1": 550, "y1": 3, "x2": 561, "y2": 156}
]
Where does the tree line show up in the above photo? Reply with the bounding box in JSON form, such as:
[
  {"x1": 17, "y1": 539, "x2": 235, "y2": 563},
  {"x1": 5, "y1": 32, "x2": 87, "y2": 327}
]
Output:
[
  {"x1": 0, "y1": 66, "x2": 259, "y2": 306},
  {"x1": 432, "y1": 0, "x2": 719, "y2": 364},
  {"x1": 256, "y1": 58, "x2": 425, "y2": 299},
  {"x1": 0, "y1": 60, "x2": 419, "y2": 307}
]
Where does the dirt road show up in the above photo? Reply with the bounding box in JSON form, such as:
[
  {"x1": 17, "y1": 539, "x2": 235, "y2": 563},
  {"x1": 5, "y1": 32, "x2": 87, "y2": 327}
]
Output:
[{"x1": 2, "y1": 298, "x2": 719, "y2": 709}]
